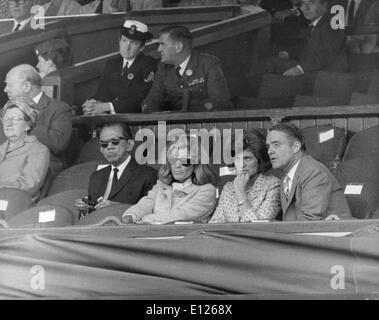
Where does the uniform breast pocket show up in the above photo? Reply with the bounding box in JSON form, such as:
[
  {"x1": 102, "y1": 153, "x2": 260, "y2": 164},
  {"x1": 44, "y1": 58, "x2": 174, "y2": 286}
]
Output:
[{"x1": 188, "y1": 78, "x2": 207, "y2": 100}]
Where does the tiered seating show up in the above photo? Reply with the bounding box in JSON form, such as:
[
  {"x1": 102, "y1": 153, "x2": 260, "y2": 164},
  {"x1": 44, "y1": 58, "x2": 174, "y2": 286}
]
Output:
[
  {"x1": 293, "y1": 72, "x2": 354, "y2": 107},
  {"x1": 336, "y1": 158, "x2": 379, "y2": 219},
  {"x1": 302, "y1": 125, "x2": 346, "y2": 174},
  {"x1": 47, "y1": 161, "x2": 100, "y2": 196},
  {"x1": 0, "y1": 189, "x2": 33, "y2": 221}
]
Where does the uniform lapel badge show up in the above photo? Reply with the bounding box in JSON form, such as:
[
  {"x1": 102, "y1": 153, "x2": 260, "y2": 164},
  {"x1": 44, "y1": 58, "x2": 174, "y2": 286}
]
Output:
[
  {"x1": 188, "y1": 77, "x2": 205, "y2": 87},
  {"x1": 127, "y1": 73, "x2": 134, "y2": 80},
  {"x1": 185, "y1": 69, "x2": 193, "y2": 77},
  {"x1": 144, "y1": 71, "x2": 155, "y2": 83},
  {"x1": 130, "y1": 25, "x2": 136, "y2": 35}
]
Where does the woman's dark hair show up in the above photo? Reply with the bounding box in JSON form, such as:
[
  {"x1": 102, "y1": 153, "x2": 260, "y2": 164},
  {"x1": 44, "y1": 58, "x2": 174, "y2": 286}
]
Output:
[
  {"x1": 40, "y1": 46, "x2": 72, "y2": 69},
  {"x1": 232, "y1": 129, "x2": 272, "y2": 174}
]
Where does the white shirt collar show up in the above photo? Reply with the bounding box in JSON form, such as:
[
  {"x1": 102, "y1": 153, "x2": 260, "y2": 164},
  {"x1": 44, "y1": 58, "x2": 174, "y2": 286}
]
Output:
[
  {"x1": 310, "y1": 16, "x2": 323, "y2": 27},
  {"x1": 111, "y1": 155, "x2": 131, "y2": 179},
  {"x1": 172, "y1": 178, "x2": 193, "y2": 192},
  {"x1": 123, "y1": 57, "x2": 136, "y2": 69},
  {"x1": 32, "y1": 91, "x2": 43, "y2": 104},
  {"x1": 286, "y1": 158, "x2": 301, "y2": 182},
  {"x1": 178, "y1": 55, "x2": 191, "y2": 76},
  {"x1": 13, "y1": 17, "x2": 32, "y2": 32}
]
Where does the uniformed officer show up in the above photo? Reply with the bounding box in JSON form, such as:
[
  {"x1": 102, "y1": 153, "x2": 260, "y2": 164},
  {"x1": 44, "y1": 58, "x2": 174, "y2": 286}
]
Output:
[
  {"x1": 82, "y1": 20, "x2": 157, "y2": 114},
  {"x1": 141, "y1": 25, "x2": 233, "y2": 112}
]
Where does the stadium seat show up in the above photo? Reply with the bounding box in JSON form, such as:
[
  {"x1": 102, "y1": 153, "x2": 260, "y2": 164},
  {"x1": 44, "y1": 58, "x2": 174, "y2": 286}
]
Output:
[
  {"x1": 367, "y1": 69, "x2": 379, "y2": 96},
  {"x1": 237, "y1": 96, "x2": 294, "y2": 109},
  {"x1": 74, "y1": 203, "x2": 132, "y2": 226},
  {"x1": 47, "y1": 161, "x2": 103, "y2": 196},
  {"x1": 350, "y1": 92, "x2": 379, "y2": 105},
  {"x1": 76, "y1": 138, "x2": 105, "y2": 164},
  {"x1": 38, "y1": 168, "x2": 54, "y2": 201},
  {"x1": 6, "y1": 204, "x2": 74, "y2": 228},
  {"x1": 302, "y1": 125, "x2": 346, "y2": 174},
  {"x1": 0, "y1": 188, "x2": 33, "y2": 221},
  {"x1": 342, "y1": 126, "x2": 379, "y2": 161},
  {"x1": 336, "y1": 158, "x2": 379, "y2": 219},
  {"x1": 348, "y1": 53, "x2": 379, "y2": 73},
  {"x1": 312, "y1": 71, "x2": 354, "y2": 105},
  {"x1": 258, "y1": 74, "x2": 309, "y2": 100},
  {"x1": 37, "y1": 188, "x2": 88, "y2": 223},
  {"x1": 292, "y1": 95, "x2": 341, "y2": 107}
]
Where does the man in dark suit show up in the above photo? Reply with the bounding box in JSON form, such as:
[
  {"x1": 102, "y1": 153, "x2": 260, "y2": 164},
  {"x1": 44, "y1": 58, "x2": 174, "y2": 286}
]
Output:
[
  {"x1": 266, "y1": 123, "x2": 352, "y2": 221},
  {"x1": 88, "y1": 122, "x2": 157, "y2": 209},
  {"x1": 4, "y1": 64, "x2": 73, "y2": 175},
  {"x1": 331, "y1": 0, "x2": 379, "y2": 53},
  {"x1": 82, "y1": 20, "x2": 157, "y2": 114},
  {"x1": 141, "y1": 25, "x2": 233, "y2": 112},
  {"x1": 264, "y1": 0, "x2": 347, "y2": 76},
  {"x1": 4, "y1": 0, "x2": 34, "y2": 34}
]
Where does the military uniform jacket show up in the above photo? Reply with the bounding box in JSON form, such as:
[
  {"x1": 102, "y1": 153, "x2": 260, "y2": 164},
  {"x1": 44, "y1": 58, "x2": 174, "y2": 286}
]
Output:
[
  {"x1": 142, "y1": 50, "x2": 233, "y2": 112},
  {"x1": 95, "y1": 53, "x2": 157, "y2": 113}
]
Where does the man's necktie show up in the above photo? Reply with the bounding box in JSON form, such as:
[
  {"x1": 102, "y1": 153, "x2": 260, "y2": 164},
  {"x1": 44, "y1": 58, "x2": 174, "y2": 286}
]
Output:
[
  {"x1": 121, "y1": 62, "x2": 128, "y2": 76},
  {"x1": 347, "y1": 0, "x2": 356, "y2": 26},
  {"x1": 13, "y1": 23, "x2": 21, "y2": 32},
  {"x1": 175, "y1": 66, "x2": 181, "y2": 78},
  {"x1": 110, "y1": 168, "x2": 119, "y2": 194},
  {"x1": 283, "y1": 175, "x2": 290, "y2": 199}
]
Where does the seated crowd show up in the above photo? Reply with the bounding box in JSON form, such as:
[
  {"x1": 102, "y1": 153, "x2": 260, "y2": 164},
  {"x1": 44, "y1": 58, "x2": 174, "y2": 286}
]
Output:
[{"x1": 0, "y1": 0, "x2": 377, "y2": 228}]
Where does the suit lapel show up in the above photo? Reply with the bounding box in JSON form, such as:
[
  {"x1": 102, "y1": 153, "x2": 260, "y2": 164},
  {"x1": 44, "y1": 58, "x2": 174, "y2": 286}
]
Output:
[
  {"x1": 281, "y1": 157, "x2": 304, "y2": 217},
  {"x1": 37, "y1": 93, "x2": 49, "y2": 110},
  {"x1": 181, "y1": 52, "x2": 198, "y2": 81},
  {"x1": 97, "y1": 165, "x2": 111, "y2": 198},
  {"x1": 108, "y1": 158, "x2": 137, "y2": 199}
]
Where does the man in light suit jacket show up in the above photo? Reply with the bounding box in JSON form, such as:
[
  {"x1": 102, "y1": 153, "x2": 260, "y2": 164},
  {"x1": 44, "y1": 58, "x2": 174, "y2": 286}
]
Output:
[{"x1": 266, "y1": 123, "x2": 352, "y2": 221}]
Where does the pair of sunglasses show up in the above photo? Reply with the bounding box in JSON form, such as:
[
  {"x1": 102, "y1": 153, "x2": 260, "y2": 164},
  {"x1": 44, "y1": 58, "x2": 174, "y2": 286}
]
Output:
[
  {"x1": 168, "y1": 157, "x2": 193, "y2": 167},
  {"x1": 99, "y1": 137, "x2": 127, "y2": 148}
]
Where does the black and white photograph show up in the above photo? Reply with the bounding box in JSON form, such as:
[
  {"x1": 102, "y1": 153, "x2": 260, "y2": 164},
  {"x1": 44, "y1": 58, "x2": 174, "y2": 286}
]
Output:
[{"x1": 0, "y1": 0, "x2": 378, "y2": 305}]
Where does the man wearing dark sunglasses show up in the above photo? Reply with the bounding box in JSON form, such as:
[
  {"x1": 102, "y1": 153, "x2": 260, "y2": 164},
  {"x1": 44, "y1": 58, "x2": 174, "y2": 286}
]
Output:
[{"x1": 84, "y1": 121, "x2": 157, "y2": 223}]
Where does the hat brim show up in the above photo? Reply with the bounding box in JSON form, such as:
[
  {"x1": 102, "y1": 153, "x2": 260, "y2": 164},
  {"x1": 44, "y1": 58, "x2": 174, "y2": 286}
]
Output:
[{"x1": 120, "y1": 27, "x2": 153, "y2": 42}]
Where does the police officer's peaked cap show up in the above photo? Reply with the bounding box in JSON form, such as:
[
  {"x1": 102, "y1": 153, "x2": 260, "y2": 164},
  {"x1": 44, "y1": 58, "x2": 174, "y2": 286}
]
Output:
[
  {"x1": 120, "y1": 20, "x2": 153, "y2": 42},
  {"x1": 35, "y1": 38, "x2": 69, "y2": 56}
]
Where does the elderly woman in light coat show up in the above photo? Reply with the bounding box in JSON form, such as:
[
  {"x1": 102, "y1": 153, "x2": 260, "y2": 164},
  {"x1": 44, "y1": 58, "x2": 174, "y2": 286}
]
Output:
[{"x1": 0, "y1": 96, "x2": 49, "y2": 202}]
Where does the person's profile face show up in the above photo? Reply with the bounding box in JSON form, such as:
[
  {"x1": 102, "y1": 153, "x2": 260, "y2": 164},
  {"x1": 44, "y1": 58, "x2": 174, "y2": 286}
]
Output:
[
  {"x1": 8, "y1": 0, "x2": 33, "y2": 22},
  {"x1": 266, "y1": 130, "x2": 297, "y2": 171},
  {"x1": 36, "y1": 55, "x2": 52, "y2": 79},
  {"x1": 99, "y1": 125, "x2": 131, "y2": 167},
  {"x1": 4, "y1": 71, "x2": 26, "y2": 100},
  {"x1": 157, "y1": 33, "x2": 179, "y2": 64},
  {"x1": 119, "y1": 36, "x2": 144, "y2": 60}
]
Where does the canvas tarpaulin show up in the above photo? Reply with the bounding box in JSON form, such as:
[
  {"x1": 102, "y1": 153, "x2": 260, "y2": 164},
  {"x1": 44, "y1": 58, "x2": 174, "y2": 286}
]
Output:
[{"x1": 0, "y1": 225, "x2": 379, "y2": 298}]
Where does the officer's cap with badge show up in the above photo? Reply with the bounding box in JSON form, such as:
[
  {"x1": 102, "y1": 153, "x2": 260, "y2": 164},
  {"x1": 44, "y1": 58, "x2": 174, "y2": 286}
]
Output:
[
  {"x1": 35, "y1": 38, "x2": 70, "y2": 56},
  {"x1": 120, "y1": 20, "x2": 153, "y2": 43}
]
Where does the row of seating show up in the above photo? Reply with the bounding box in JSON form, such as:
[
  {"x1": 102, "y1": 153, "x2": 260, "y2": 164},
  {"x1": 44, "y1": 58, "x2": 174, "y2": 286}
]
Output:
[{"x1": 1, "y1": 124, "x2": 379, "y2": 226}]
